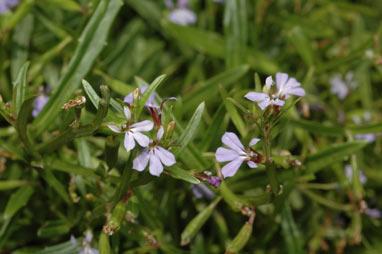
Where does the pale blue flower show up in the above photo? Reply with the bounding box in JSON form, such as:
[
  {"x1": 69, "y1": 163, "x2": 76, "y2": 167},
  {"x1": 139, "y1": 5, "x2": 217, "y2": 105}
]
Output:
[
  {"x1": 124, "y1": 85, "x2": 159, "y2": 109},
  {"x1": 329, "y1": 71, "x2": 358, "y2": 100},
  {"x1": 167, "y1": 0, "x2": 197, "y2": 26},
  {"x1": 191, "y1": 183, "x2": 214, "y2": 200},
  {"x1": 108, "y1": 107, "x2": 154, "y2": 152},
  {"x1": 133, "y1": 126, "x2": 176, "y2": 176},
  {"x1": 32, "y1": 94, "x2": 49, "y2": 118},
  {"x1": 215, "y1": 132, "x2": 262, "y2": 178},
  {"x1": 245, "y1": 73, "x2": 305, "y2": 110},
  {"x1": 344, "y1": 164, "x2": 367, "y2": 184},
  {"x1": 71, "y1": 231, "x2": 99, "y2": 254},
  {"x1": 0, "y1": 0, "x2": 18, "y2": 14}
]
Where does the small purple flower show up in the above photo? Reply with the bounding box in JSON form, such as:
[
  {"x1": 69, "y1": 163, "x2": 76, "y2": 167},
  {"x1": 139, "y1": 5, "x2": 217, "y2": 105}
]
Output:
[
  {"x1": 352, "y1": 112, "x2": 378, "y2": 143},
  {"x1": 132, "y1": 126, "x2": 176, "y2": 176},
  {"x1": 215, "y1": 132, "x2": 263, "y2": 178},
  {"x1": 245, "y1": 73, "x2": 305, "y2": 110},
  {"x1": 71, "y1": 230, "x2": 99, "y2": 254},
  {"x1": 0, "y1": 0, "x2": 18, "y2": 14},
  {"x1": 108, "y1": 107, "x2": 153, "y2": 152},
  {"x1": 206, "y1": 176, "x2": 222, "y2": 188},
  {"x1": 329, "y1": 71, "x2": 358, "y2": 100},
  {"x1": 124, "y1": 85, "x2": 159, "y2": 109},
  {"x1": 191, "y1": 183, "x2": 215, "y2": 200},
  {"x1": 344, "y1": 164, "x2": 367, "y2": 184},
  {"x1": 167, "y1": 0, "x2": 197, "y2": 26},
  {"x1": 32, "y1": 94, "x2": 49, "y2": 118},
  {"x1": 366, "y1": 208, "x2": 382, "y2": 219}
]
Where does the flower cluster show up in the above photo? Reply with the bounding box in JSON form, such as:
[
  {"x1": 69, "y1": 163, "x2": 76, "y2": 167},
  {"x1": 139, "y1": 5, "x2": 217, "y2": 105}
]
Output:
[
  {"x1": 329, "y1": 71, "x2": 358, "y2": 100},
  {"x1": 214, "y1": 73, "x2": 305, "y2": 179},
  {"x1": 244, "y1": 72, "x2": 305, "y2": 110},
  {"x1": 0, "y1": 0, "x2": 18, "y2": 14},
  {"x1": 108, "y1": 87, "x2": 176, "y2": 177}
]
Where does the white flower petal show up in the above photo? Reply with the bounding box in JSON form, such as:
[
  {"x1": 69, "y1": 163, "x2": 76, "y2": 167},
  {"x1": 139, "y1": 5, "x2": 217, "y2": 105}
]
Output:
[
  {"x1": 244, "y1": 92, "x2": 269, "y2": 102},
  {"x1": 247, "y1": 161, "x2": 258, "y2": 168},
  {"x1": 276, "y1": 72, "x2": 289, "y2": 91},
  {"x1": 124, "y1": 132, "x2": 135, "y2": 152},
  {"x1": 131, "y1": 120, "x2": 154, "y2": 132},
  {"x1": 85, "y1": 230, "x2": 93, "y2": 243},
  {"x1": 258, "y1": 98, "x2": 271, "y2": 110},
  {"x1": 286, "y1": 87, "x2": 305, "y2": 97},
  {"x1": 108, "y1": 125, "x2": 122, "y2": 133},
  {"x1": 265, "y1": 76, "x2": 273, "y2": 91},
  {"x1": 132, "y1": 132, "x2": 150, "y2": 147},
  {"x1": 273, "y1": 99, "x2": 285, "y2": 107},
  {"x1": 124, "y1": 106, "x2": 131, "y2": 121},
  {"x1": 215, "y1": 147, "x2": 240, "y2": 162},
  {"x1": 168, "y1": 9, "x2": 197, "y2": 26},
  {"x1": 221, "y1": 157, "x2": 245, "y2": 178},
  {"x1": 132, "y1": 149, "x2": 150, "y2": 171},
  {"x1": 221, "y1": 132, "x2": 245, "y2": 153},
  {"x1": 157, "y1": 126, "x2": 164, "y2": 141},
  {"x1": 249, "y1": 138, "x2": 260, "y2": 147},
  {"x1": 123, "y1": 92, "x2": 133, "y2": 105},
  {"x1": 149, "y1": 151, "x2": 163, "y2": 176},
  {"x1": 156, "y1": 147, "x2": 176, "y2": 166}
]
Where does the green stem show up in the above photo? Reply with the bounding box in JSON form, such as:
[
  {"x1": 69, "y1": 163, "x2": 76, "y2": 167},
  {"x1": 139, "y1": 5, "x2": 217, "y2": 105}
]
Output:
[
  {"x1": 112, "y1": 152, "x2": 135, "y2": 207},
  {"x1": 346, "y1": 130, "x2": 363, "y2": 201},
  {"x1": 263, "y1": 124, "x2": 279, "y2": 195}
]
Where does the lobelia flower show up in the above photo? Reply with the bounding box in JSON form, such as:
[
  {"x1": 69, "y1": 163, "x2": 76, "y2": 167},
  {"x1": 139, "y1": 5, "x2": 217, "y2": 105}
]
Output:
[
  {"x1": 71, "y1": 230, "x2": 99, "y2": 254},
  {"x1": 133, "y1": 126, "x2": 176, "y2": 176},
  {"x1": 124, "y1": 85, "x2": 159, "y2": 109},
  {"x1": 365, "y1": 208, "x2": 382, "y2": 219},
  {"x1": 0, "y1": 0, "x2": 18, "y2": 14},
  {"x1": 329, "y1": 71, "x2": 358, "y2": 100},
  {"x1": 344, "y1": 164, "x2": 367, "y2": 184},
  {"x1": 215, "y1": 132, "x2": 263, "y2": 178},
  {"x1": 108, "y1": 107, "x2": 153, "y2": 152},
  {"x1": 167, "y1": 0, "x2": 197, "y2": 26},
  {"x1": 245, "y1": 72, "x2": 305, "y2": 110},
  {"x1": 352, "y1": 112, "x2": 379, "y2": 143},
  {"x1": 32, "y1": 94, "x2": 49, "y2": 118},
  {"x1": 191, "y1": 183, "x2": 215, "y2": 200}
]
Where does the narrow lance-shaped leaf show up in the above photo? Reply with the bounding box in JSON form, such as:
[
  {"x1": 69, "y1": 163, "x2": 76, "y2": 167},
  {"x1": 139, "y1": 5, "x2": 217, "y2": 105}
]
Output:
[
  {"x1": 304, "y1": 141, "x2": 368, "y2": 175},
  {"x1": 180, "y1": 197, "x2": 221, "y2": 246},
  {"x1": 174, "y1": 102, "x2": 205, "y2": 156},
  {"x1": 33, "y1": 0, "x2": 122, "y2": 136},
  {"x1": 165, "y1": 166, "x2": 200, "y2": 184},
  {"x1": 12, "y1": 62, "x2": 29, "y2": 116},
  {"x1": 136, "y1": 74, "x2": 166, "y2": 120},
  {"x1": 281, "y1": 205, "x2": 304, "y2": 254}
]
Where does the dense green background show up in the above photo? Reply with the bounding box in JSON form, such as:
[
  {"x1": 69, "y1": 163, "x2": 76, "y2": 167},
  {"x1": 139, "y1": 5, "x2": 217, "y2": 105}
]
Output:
[{"x1": 0, "y1": 0, "x2": 381, "y2": 253}]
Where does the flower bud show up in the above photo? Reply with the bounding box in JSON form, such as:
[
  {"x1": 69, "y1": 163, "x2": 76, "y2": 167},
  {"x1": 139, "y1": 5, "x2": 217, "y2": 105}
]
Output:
[
  {"x1": 165, "y1": 121, "x2": 176, "y2": 140},
  {"x1": 225, "y1": 212, "x2": 255, "y2": 254},
  {"x1": 104, "y1": 200, "x2": 127, "y2": 235}
]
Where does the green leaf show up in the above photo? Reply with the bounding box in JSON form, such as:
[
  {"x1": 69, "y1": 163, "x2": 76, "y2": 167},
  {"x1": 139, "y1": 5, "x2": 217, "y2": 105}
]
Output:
[
  {"x1": 1, "y1": 0, "x2": 35, "y2": 35},
  {"x1": 304, "y1": 141, "x2": 368, "y2": 175},
  {"x1": 136, "y1": 74, "x2": 166, "y2": 119},
  {"x1": 165, "y1": 166, "x2": 200, "y2": 184},
  {"x1": 12, "y1": 62, "x2": 29, "y2": 116},
  {"x1": 0, "y1": 180, "x2": 27, "y2": 191},
  {"x1": 348, "y1": 123, "x2": 382, "y2": 134},
  {"x1": 288, "y1": 118, "x2": 345, "y2": 136},
  {"x1": 281, "y1": 204, "x2": 304, "y2": 254},
  {"x1": 13, "y1": 240, "x2": 80, "y2": 254},
  {"x1": 42, "y1": 0, "x2": 82, "y2": 11},
  {"x1": 173, "y1": 102, "x2": 205, "y2": 156},
  {"x1": 45, "y1": 158, "x2": 99, "y2": 178},
  {"x1": 219, "y1": 86, "x2": 247, "y2": 137},
  {"x1": 200, "y1": 104, "x2": 226, "y2": 151},
  {"x1": 16, "y1": 97, "x2": 41, "y2": 159},
  {"x1": 225, "y1": 214, "x2": 254, "y2": 254},
  {"x1": 182, "y1": 65, "x2": 250, "y2": 112},
  {"x1": 33, "y1": 0, "x2": 122, "y2": 135},
  {"x1": 41, "y1": 170, "x2": 71, "y2": 204},
  {"x1": 82, "y1": 79, "x2": 123, "y2": 114},
  {"x1": 163, "y1": 21, "x2": 225, "y2": 57},
  {"x1": 287, "y1": 26, "x2": 314, "y2": 66},
  {"x1": 180, "y1": 197, "x2": 221, "y2": 246},
  {"x1": 37, "y1": 220, "x2": 71, "y2": 238},
  {"x1": 3, "y1": 185, "x2": 34, "y2": 220},
  {"x1": 224, "y1": 0, "x2": 248, "y2": 68}
]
